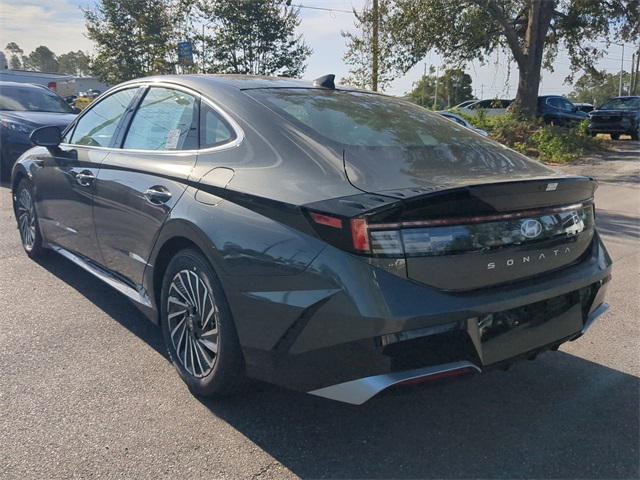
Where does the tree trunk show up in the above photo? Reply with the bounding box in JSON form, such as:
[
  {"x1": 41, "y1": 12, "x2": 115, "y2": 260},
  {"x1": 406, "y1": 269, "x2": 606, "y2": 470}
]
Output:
[{"x1": 511, "y1": 1, "x2": 555, "y2": 118}]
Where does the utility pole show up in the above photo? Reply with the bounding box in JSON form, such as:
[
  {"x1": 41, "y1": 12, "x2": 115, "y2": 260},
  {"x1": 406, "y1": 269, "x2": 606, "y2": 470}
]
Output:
[
  {"x1": 634, "y1": 49, "x2": 640, "y2": 95},
  {"x1": 421, "y1": 62, "x2": 426, "y2": 106},
  {"x1": 371, "y1": 0, "x2": 379, "y2": 92},
  {"x1": 202, "y1": 24, "x2": 206, "y2": 74},
  {"x1": 618, "y1": 43, "x2": 625, "y2": 96},
  {"x1": 433, "y1": 66, "x2": 439, "y2": 110}
]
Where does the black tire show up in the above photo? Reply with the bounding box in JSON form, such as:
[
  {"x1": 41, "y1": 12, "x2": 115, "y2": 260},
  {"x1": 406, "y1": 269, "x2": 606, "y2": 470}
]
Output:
[
  {"x1": 160, "y1": 248, "x2": 245, "y2": 397},
  {"x1": 610, "y1": 133, "x2": 620, "y2": 140},
  {"x1": 14, "y1": 178, "x2": 47, "y2": 258}
]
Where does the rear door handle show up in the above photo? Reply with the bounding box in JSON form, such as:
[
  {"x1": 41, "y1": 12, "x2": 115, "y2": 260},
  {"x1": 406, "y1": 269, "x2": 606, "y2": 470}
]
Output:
[
  {"x1": 75, "y1": 170, "x2": 95, "y2": 186},
  {"x1": 144, "y1": 186, "x2": 172, "y2": 204}
]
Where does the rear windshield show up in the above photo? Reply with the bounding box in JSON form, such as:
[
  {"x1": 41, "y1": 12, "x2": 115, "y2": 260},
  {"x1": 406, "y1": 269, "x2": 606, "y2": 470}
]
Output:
[
  {"x1": 599, "y1": 97, "x2": 640, "y2": 110},
  {"x1": 248, "y1": 88, "x2": 488, "y2": 147},
  {"x1": 247, "y1": 88, "x2": 550, "y2": 190},
  {"x1": 0, "y1": 84, "x2": 72, "y2": 113}
]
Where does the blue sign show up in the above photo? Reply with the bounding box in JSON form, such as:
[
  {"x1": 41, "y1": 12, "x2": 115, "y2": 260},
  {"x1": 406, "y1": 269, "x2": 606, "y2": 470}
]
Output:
[{"x1": 177, "y1": 41, "x2": 193, "y2": 65}]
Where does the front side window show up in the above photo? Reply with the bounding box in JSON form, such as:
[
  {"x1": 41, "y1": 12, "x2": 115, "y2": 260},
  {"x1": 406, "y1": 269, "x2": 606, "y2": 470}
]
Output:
[
  {"x1": 123, "y1": 87, "x2": 198, "y2": 151},
  {"x1": 200, "y1": 102, "x2": 235, "y2": 148},
  {"x1": 69, "y1": 88, "x2": 137, "y2": 147}
]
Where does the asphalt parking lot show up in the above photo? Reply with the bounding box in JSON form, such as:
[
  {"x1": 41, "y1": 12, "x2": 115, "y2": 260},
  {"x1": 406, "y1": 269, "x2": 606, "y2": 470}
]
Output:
[{"x1": 1, "y1": 143, "x2": 638, "y2": 479}]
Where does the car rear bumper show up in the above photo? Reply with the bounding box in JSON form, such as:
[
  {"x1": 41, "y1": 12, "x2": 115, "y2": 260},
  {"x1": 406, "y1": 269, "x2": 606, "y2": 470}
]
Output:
[
  {"x1": 309, "y1": 301, "x2": 609, "y2": 405},
  {"x1": 233, "y1": 233, "x2": 612, "y2": 403}
]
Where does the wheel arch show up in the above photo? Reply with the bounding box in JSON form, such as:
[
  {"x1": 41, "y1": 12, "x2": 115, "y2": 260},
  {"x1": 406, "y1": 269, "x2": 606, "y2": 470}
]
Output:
[{"x1": 146, "y1": 219, "x2": 226, "y2": 323}]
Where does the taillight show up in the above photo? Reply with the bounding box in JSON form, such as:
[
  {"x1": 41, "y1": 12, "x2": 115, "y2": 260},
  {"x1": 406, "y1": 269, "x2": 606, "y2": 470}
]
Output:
[
  {"x1": 350, "y1": 218, "x2": 369, "y2": 252},
  {"x1": 307, "y1": 210, "x2": 404, "y2": 257}
]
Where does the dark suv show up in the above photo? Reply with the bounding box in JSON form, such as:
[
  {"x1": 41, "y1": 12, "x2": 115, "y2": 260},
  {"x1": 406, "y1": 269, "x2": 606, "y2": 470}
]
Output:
[
  {"x1": 588, "y1": 96, "x2": 640, "y2": 140},
  {"x1": 537, "y1": 96, "x2": 588, "y2": 126}
]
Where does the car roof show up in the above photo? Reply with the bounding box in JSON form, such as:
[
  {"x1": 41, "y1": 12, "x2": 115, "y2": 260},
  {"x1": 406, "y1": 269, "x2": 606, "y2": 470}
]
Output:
[
  {"x1": 117, "y1": 74, "x2": 375, "y2": 93},
  {"x1": 0, "y1": 80, "x2": 46, "y2": 89}
]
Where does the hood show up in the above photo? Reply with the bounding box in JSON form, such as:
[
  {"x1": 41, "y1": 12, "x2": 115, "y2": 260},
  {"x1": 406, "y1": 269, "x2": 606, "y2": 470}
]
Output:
[
  {"x1": 0, "y1": 111, "x2": 76, "y2": 129},
  {"x1": 343, "y1": 136, "x2": 559, "y2": 199},
  {"x1": 590, "y1": 109, "x2": 637, "y2": 116}
]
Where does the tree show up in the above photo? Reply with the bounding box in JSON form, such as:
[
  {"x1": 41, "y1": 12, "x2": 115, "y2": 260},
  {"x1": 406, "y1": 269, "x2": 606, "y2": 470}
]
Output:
[
  {"x1": 5, "y1": 42, "x2": 23, "y2": 69},
  {"x1": 407, "y1": 67, "x2": 474, "y2": 109},
  {"x1": 341, "y1": 0, "x2": 398, "y2": 91},
  {"x1": 84, "y1": 0, "x2": 176, "y2": 84},
  {"x1": 188, "y1": 0, "x2": 311, "y2": 77},
  {"x1": 389, "y1": 0, "x2": 639, "y2": 117},
  {"x1": 569, "y1": 70, "x2": 632, "y2": 106},
  {"x1": 24, "y1": 46, "x2": 58, "y2": 72},
  {"x1": 57, "y1": 51, "x2": 92, "y2": 76}
]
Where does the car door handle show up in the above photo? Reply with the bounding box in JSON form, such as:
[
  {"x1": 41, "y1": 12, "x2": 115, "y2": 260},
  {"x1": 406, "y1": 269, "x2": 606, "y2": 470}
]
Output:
[
  {"x1": 144, "y1": 186, "x2": 172, "y2": 204},
  {"x1": 75, "y1": 170, "x2": 95, "y2": 186}
]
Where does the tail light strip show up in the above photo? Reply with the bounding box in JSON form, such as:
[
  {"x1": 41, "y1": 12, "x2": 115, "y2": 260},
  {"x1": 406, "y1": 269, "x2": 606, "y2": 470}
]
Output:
[{"x1": 368, "y1": 202, "x2": 589, "y2": 230}]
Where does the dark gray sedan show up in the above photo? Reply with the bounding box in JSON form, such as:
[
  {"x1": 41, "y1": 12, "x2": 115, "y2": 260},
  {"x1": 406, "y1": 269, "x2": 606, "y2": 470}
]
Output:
[{"x1": 11, "y1": 75, "x2": 611, "y2": 404}]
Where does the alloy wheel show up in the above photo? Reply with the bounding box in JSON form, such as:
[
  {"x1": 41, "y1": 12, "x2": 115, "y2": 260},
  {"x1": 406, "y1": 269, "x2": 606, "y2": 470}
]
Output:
[
  {"x1": 17, "y1": 187, "x2": 37, "y2": 251},
  {"x1": 167, "y1": 269, "x2": 219, "y2": 378}
]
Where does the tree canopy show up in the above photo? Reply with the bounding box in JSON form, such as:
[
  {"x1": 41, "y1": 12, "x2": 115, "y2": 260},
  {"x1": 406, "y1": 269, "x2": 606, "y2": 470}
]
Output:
[
  {"x1": 186, "y1": 0, "x2": 311, "y2": 77},
  {"x1": 23, "y1": 46, "x2": 59, "y2": 73},
  {"x1": 407, "y1": 67, "x2": 474, "y2": 109},
  {"x1": 569, "y1": 70, "x2": 633, "y2": 106},
  {"x1": 85, "y1": 0, "x2": 176, "y2": 84},
  {"x1": 341, "y1": 0, "x2": 397, "y2": 91},
  {"x1": 388, "y1": 0, "x2": 639, "y2": 116}
]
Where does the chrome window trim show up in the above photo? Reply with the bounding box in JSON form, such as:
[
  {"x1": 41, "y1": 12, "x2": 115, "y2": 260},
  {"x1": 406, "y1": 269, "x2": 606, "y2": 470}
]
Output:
[{"x1": 60, "y1": 81, "x2": 245, "y2": 155}]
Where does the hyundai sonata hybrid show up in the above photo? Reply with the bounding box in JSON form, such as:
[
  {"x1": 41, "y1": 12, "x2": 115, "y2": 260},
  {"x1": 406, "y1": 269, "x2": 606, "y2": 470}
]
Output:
[{"x1": 11, "y1": 74, "x2": 611, "y2": 404}]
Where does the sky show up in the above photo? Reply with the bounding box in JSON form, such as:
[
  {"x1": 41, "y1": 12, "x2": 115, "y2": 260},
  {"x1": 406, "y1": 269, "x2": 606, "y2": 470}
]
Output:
[{"x1": 0, "y1": 0, "x2": 634, "y2": 98}]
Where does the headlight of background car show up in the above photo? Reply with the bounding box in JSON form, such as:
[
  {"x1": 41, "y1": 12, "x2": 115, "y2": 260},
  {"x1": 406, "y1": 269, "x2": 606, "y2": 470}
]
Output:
[{"x1": 0, "y1": 119, "x2": 34, "y2": 135}]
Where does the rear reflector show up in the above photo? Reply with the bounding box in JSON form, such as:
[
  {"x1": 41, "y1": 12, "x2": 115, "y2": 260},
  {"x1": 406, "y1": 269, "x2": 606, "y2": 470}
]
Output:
[
  {"x1": 397, "y1": 367, "x2": 477, "y2": 386},
  {"x1": 310, "y1": 212, "x2": 343, "y2": 229}
]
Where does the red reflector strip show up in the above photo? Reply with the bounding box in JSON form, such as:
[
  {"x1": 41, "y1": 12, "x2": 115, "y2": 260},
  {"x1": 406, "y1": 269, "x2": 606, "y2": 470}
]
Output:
[
  {"x1": 310, "y1": 212, "x2": 343, "y2": 229},
  {"x1": 350, "y1": 218, "x2": 370, "y2": 252},
  {"x1": 397, "y1": 367, "x2": 476, "y2": 386}
]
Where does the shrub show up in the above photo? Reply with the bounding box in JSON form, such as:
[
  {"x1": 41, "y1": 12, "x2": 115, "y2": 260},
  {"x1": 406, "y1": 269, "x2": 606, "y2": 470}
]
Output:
[{"x1": 459, "y1": 113, "x2": 606, "y2": 164}]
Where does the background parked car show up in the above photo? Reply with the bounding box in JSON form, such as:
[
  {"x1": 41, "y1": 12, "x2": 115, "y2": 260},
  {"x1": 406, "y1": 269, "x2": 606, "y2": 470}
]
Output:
[
  {"x1": 573, "y1": 102, "x2": 594, "y2": 113},
  {"x1": 588, "y1": 96, "x2": 640, "y2": 140},
  {"x1": 437, "y1": 111, "x2": 488, "y2": 136},
  {"x1": 457, "y1": 98, "x2": 512, "y2": 117},
  {"x1": 0, "y1": 81, "x2": 77, "y2": 178},
  {"x1": 451, "y1": 99, "x2": 478, "y2": 110},
  {"x1": 536, "y1": 95, "x2": 588, "y2": 126}
]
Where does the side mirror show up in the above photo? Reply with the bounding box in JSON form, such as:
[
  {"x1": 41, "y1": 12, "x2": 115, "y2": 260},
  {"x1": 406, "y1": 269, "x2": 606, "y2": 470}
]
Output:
[
  {"x1": 71, "y1": 107, "x2": 81, "y2": 114},
  {"x1": 30, "y1": 125, "x2": 62, "y2": 148}
]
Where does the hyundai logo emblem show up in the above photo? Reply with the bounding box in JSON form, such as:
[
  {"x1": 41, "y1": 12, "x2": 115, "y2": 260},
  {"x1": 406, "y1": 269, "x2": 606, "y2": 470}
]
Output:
[{"x1": 521, "y1": 219, "x2": 543, "y2": 239}]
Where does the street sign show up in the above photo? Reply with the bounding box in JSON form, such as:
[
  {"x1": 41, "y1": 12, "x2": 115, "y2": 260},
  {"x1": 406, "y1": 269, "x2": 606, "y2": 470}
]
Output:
[{"x1": 177, "y1": 41, "x2": 193, "y2": 65}]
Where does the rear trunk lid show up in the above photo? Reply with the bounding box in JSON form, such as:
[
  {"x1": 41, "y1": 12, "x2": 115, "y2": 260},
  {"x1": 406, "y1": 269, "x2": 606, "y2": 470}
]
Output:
[{"x1": 361, "y1": 177, "x2": 597, "y2": 291}]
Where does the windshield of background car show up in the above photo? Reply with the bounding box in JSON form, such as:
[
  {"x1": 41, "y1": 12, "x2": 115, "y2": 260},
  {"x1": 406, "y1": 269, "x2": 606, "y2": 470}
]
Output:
[
  {"x1": 599, "y1": 97, "x2": 640, "y2": 110},
  {"x1": 247, "y1": 88, "x2": 549, "y2": 190},
  {"x1": 0, "y1": 85, "x2": 73, "y2": 113}
]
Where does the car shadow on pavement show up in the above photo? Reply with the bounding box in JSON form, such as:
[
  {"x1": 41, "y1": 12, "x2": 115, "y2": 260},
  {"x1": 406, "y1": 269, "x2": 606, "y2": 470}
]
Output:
[
  {"x1": 34, "y1": 253, "x2": 166, "y2": 358},
  {"x1": 200, "y1": 354, "x2": 639, "y2": 479},
  {"x1": 596, "y1": 210, "x2": 640, "y2": 241},
  {"x1": 34, "y1": 251, "x2": 640, "y2": 479}
]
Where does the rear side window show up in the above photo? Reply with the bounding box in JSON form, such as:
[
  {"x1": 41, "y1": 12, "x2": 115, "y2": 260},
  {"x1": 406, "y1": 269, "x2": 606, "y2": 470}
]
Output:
[
  {"x1": 248, "y1": 88, "x2": 478, "y2": 147},
  {"x1": 70, "y1": 88, "x2": 137, "y2": 147},
  {"x1": 124, "y1": 87, "x2": 198, "y2": 151},
  {"x1": 200, "y1": 102, "x2": 235, "y2": 148}
]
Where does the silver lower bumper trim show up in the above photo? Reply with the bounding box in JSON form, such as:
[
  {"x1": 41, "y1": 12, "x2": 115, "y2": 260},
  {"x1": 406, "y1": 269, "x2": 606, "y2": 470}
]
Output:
[
  {"x1": 308, "y1": 361, "x2": 481, "y2": 405},
  {"x1": 51, "y1": 245, "x2": 152, "y2": 307}
]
